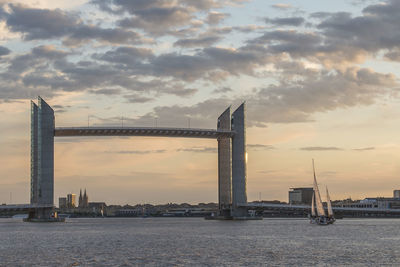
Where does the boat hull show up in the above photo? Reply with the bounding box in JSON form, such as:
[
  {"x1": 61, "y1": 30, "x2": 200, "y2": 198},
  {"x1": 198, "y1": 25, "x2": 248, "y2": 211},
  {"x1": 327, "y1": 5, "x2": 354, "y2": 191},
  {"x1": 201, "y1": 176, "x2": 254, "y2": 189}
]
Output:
[{"x1": 310, "y1": 216, "x2": 330, "y2": 225}]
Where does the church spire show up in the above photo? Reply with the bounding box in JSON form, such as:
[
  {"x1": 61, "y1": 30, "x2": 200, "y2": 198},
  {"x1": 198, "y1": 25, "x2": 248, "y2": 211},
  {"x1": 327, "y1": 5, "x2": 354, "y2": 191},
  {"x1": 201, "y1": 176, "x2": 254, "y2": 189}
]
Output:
[
  {"x1": 78, "y1": 189, "x2": 83, "y2": 208},
  {"x1": 83, "y1": 188, "x2": 88, "y2": 208}
]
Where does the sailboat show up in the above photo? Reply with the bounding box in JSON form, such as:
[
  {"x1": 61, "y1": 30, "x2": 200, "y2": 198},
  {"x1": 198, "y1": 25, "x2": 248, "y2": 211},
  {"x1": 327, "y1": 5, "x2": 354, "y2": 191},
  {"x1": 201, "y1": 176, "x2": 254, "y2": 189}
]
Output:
[
  {"x1": 309, "y1": 159, "x2": 328, "y2": 225},
  {"x1": 326, "y1": 187, "x2": 336, "y2": 224}
]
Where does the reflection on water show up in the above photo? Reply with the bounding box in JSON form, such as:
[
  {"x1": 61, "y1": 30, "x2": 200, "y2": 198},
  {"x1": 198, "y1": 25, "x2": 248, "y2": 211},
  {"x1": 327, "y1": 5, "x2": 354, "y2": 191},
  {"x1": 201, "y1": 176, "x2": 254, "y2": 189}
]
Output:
[{"x1": 1, "y1": 218, "x2": 399, "y2": 266}]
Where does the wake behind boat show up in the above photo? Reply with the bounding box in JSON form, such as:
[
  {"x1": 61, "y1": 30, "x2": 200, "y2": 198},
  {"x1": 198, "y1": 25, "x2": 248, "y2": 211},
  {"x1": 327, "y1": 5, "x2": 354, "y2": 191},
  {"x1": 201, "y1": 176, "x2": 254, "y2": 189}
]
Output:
[{"x1": 309, "y1": 159, "x2": 335, "y2": 225}]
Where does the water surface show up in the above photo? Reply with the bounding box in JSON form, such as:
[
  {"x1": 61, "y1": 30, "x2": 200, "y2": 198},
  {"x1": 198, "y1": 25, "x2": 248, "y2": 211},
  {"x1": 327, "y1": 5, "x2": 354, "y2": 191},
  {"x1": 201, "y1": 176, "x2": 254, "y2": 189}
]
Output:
[{"x1": 1, "y1": 218, "x2": 399, "y2": 266}]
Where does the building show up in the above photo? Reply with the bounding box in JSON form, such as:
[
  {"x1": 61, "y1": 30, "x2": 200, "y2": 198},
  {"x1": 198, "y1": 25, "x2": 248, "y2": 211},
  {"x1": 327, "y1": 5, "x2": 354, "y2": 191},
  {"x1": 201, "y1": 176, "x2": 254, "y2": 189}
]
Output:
[
  {"x1": 78, "y1": 189, "x2": 89, "y2": 208},
  {"x1": 289, "y1": 187, "x2": 313, "y2": 205},
  {"x1": 59, "y1": 197, "x2": 67, "y2": 208},
  {"x1": 394, "y1": 190, "x2": 400, "y2": 199},
  {"x1": 67, "y1": 193, "x2": 76, "y2": 208},
  {"x1": 337, "y1": 197, "x2": 400, "y2": 209}
]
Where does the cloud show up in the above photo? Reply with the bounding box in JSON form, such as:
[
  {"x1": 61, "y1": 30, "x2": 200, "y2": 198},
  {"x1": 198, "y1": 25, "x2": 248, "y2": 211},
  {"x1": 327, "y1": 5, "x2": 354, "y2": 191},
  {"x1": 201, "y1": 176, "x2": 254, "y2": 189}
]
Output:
[
  {"x1": 247, "y1": 144, "x2": 275, "y2": 151},
  {"x1": 117, "y1": 7, "x2": 193, "y2": 35},
  {"x1": 232, "y1": 25, "x2": 266, "y2": 33},
  {"x1": 89, "y1": 88, "x2": 122, "y2": 95},
  {"x1": 0, "y1": 45, "x2": 10, "y2": 56},
  {"x1": 177, "y1": 146, "x2": 217, "y2": 153},
  {"x1": 124, "y1": 94, "x2": 154, "y2": 103},
  {"x1": 300, "y1": 146, "x2": 343, "y2": 151},
  {"x1": 207, "y1": 11, "x2": 229, "y2": 25},
  {"x1": 213, "y1": 87, "x2": 232, "y2": 94},
  {"x1": 243, "y1": 0, "x2": 400, "y2": 68},
  {"x1": 92, "y1": 46, "x2": 154, "y2": 65},
  {"x1": 174, "y1": 35, "x2": 221, "y2": 48},
  {"x1": 312, "y1": 0, "x2": 400, "y2": 62},
  {"x1": 353, "y1": 147, "x2": 375, "y2": 151},
  {"x1": 3, "y1": 4, "x2": 144, "y2": 45},
  {"x1": 248, "y1": 30, "x2": 322, "y2": 57},
  {"x1": 384, "y1": 50, "x2": 400, "y2": 61},
  {"x1": 246, "y1": 67, "x2": 397, "y2": 125},
  {"x1": 5, "y1": 4, "x2": 79, "y2": 40},
  {"x1": 0, "y1": 44, "x2": 199, "y2": 100},
  {"x1": 85, "y1": 98, "x2": 232, "y2": 129},
  {"x1": 145, "y1": 47, "x2": 267, "y2": 81},
  {"x1": 53, "y1": 104, "x2": 71, "y2": 113},
  {"x1": 265, "y1": 17, "x2": 305, "y2": 26},
  {"x1": 92, "y1": 0, "x2": 245, "y2": 36},
  {"x1": 271, "y1": 4, "x2": 293, "y2": 10},
  {"x1": 104, "y1": 149, "x2": 167, "y2": 154}
]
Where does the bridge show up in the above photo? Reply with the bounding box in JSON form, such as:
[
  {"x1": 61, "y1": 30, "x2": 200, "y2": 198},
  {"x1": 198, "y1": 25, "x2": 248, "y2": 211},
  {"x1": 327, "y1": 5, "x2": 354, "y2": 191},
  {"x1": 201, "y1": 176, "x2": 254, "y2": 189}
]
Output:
[{"x1": 25, "y1": 96, "x2": 249, "y2": 221}]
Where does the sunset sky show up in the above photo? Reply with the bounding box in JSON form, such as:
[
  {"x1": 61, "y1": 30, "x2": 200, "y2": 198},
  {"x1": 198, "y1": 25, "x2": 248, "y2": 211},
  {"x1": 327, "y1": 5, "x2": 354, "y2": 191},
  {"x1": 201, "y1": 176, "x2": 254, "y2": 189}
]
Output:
[{"x1": 1, "y1": 0, "x2": 400, "y2": 205}]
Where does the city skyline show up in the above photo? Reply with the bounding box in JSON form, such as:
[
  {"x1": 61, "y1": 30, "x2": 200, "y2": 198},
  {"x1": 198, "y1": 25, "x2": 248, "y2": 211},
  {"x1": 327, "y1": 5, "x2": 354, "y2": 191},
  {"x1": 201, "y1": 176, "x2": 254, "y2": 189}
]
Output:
[{"x1": 1, "y1": 0, "x2": 400, "y2": 204}]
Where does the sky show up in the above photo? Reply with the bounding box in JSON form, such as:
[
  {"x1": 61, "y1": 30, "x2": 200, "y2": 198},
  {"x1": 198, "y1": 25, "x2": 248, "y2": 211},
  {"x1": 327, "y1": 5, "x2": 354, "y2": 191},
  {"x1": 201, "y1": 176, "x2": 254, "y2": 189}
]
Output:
[{"x1": 1, "y1": 0, "x2": 400, "y2": 205}]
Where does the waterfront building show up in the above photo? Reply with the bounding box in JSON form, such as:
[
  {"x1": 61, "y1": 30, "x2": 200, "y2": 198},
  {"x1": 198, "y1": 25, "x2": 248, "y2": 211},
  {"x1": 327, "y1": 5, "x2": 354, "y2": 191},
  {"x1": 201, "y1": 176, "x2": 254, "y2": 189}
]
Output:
[
  {"x1": 67, "y1": 193, "x2": 76, "y2": 208},
  {"x1": 59, "y1": 197, "x2": 67, "y2": 208},
  {"x1": 289, "y1": 187, "x2": 313, "y2": 205},
  {"x1": 394, "y1": 190, "x2": 400, "y2": 199},
  {"x1": 336, "y1": 197, "x2": 400, "y2": 209}
]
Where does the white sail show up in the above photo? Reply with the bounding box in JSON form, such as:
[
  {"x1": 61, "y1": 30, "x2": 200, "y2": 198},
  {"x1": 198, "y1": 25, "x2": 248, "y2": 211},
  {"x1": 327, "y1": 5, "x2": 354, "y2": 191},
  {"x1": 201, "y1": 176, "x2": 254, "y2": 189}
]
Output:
[
  {"x1": 326, "y1": 187, "x2": 334, "y2": 217},
  {"x1": 313, "y1": 160, "x2": 326, "y2": 217},
  {"x1": 311, "y1": 191, "x2": 316, "y2": 217}
]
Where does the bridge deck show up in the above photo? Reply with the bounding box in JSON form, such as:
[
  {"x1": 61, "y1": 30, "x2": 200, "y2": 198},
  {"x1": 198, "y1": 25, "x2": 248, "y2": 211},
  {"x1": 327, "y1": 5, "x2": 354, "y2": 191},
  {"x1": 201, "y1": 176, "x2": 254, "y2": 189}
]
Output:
[
  {"x1": 0, "y1": 204, "x2": 53, "y2": 211},
  {"x1": 55, "y1": 127, "x2": 234, "y2": 139}
]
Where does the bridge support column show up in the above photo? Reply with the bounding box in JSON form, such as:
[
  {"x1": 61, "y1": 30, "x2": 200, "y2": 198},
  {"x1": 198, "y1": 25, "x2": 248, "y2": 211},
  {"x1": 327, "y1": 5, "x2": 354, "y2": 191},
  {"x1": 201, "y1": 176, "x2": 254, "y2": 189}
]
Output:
[
  {"x1": 231, "y1": 103, "x2": 248, "y2": 218},
  {"x1": 217, "y1": 107, "x2": 232, "y2": 217},
  {"x1": 30, "y1": 97, "x2": 55, "y2": 221},
  {"x1": 25, "y1": 97, "x2": 59, "y2": 222}
]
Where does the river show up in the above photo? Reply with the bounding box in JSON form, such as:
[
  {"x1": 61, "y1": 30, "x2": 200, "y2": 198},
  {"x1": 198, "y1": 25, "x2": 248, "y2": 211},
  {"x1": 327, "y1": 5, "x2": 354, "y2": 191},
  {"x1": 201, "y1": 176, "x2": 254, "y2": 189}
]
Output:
[{"x1": 1, "y1": 217, "x2": 399, "y2": 266}]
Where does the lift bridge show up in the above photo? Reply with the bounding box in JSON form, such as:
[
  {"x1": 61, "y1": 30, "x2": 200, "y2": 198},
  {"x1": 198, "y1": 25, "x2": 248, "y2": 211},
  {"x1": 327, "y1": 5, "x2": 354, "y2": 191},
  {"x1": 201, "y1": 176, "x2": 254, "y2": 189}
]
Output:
[{"x1": 3, "y1": 97, "x2": 400, "y2": 220}]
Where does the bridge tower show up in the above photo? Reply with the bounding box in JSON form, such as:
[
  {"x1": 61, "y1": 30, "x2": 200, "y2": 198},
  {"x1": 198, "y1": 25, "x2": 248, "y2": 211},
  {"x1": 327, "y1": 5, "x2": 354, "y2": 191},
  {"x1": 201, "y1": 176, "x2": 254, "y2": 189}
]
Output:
[
  {"x1": 31, "y1": 97, "x2": 54, "y2": 206},
  {"x1": 231, "y1": 103, "x2": 248, "y2": 217},
  {"x1": 217, "y1": 107, "x2": 232, "y2": 217}
]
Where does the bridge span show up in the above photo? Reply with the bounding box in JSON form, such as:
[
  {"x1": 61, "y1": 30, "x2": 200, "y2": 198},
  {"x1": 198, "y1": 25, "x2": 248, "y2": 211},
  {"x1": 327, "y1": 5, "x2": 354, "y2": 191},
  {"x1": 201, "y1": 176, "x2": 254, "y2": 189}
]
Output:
[{"x1": 55, "y1": 127, "x2": 234, "y2": 139}]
